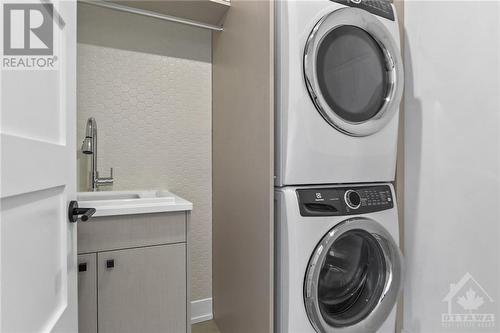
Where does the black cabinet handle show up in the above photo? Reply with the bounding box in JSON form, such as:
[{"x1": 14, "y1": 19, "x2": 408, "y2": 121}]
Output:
[
  {"x1": 79, "y1": 263, "x2": 87, "y2": 272},
  {"x1": 68, "y1": 200, "x2": 96, "y2": 223},
  {"x1": 106, "y1": 259, "x2": 114, "y2": 269}
]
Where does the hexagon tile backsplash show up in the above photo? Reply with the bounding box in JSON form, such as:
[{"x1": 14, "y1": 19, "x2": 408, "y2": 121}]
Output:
[{"x1": 77, "y1": 39, "x2": 212, "y2": 302}]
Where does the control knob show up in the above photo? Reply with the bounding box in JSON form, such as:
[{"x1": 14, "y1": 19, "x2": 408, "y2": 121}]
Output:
[{"x1": 344, "y1": 190, "x2": 361, "y2": 209}]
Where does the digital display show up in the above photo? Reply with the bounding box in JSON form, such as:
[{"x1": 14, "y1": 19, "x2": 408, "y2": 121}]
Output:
[{"x1": 296, "y1": 185, "x2": 394, "y2": 217}]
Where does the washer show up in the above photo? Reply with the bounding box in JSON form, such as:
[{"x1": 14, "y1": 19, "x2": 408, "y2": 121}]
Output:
[
  {"x1": 275, "y1": 184, "x2": 403, "y2": 333},
  {"x1": 275, "y1": 0, "x2": 404, "y2": 186}
]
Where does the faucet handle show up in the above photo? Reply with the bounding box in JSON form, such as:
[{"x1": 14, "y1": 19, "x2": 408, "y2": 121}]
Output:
[
  {"x1": 96, "y1": 168, "x2": 114, "y2": 187},
  {"x1": 99, "y1": 168, "x2": 113, "y2": 179}
]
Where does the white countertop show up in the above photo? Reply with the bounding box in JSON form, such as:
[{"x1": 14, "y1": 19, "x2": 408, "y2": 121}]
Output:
[{"x1": 77, "y1": 190, "x2": 193, "y2": 217}]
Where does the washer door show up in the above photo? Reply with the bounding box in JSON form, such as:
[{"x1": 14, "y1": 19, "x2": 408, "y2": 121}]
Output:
[
  {"x1": 304, "y1": 218, "x2": 403, "y2": 333},
  {"x1": 304, "y1": 8, "x2": 404, "y2": 136}
]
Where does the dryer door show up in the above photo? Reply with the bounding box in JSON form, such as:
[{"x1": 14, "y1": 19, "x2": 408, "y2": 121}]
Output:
[
  {"x1": 304, "y1": 8, "x2": 403, "y2": 136},
  {"x1": 304, "y1": 218, "x2": 403, "y2": 333}
]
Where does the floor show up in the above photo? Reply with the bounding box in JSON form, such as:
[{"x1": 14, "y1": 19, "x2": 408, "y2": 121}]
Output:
[{"x1": 192, "y1": 320, "x2": 220, "y2": 333}]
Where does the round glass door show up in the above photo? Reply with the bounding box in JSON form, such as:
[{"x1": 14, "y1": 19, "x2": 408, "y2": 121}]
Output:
[
  {"x1": 316, "y1": 26, "x2": 388, "y2": 123},
  {"x1": 304, "y1": 218, "x2": 403, "y2": 333},
  {"x1": 304, "y1": 8, "x2": 404, "y2": 136}
]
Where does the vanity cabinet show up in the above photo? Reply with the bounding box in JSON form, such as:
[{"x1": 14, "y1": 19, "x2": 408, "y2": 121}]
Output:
[
  {"x1": 78, "y1": 254, "x2": 98, "y2": 333},
  {"x1": 77, "y1": 211, "x2": 190, "y2": 333},
  {"x1": 98, "y1": 244, "x2": 186, "y2": 333}
]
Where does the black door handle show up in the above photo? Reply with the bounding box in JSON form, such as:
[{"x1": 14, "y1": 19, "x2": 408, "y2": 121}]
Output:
[
  {"x1": 79, "y1": 263, "x2": 88, "y2": 272},
  {"x1": 106, "y1": 259, "x2": 114, "y2": 269},
  {"x1": 68, "y1": 200, "x2": 96, "y2": 223}
]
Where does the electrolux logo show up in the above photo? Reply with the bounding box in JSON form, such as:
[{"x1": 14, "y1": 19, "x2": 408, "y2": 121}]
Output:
[{"x1": 2, "y1": 3, "x2": 58, "y2": 69}]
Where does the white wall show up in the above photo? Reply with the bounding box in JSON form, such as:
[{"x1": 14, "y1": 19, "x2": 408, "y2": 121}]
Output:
[
  {"x1": 77, "y1": 3, "x2": 212, "y2": 303},
  {"x1": 404, "y1": 1, "x2": 500, "y2": 332}
]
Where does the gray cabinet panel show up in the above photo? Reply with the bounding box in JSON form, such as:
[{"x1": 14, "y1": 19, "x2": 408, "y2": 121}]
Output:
[
  {"x1": 78, "y1": 253, "x2": 97, "y2": 333},
  {"x1": 212, "y1": 0, "x2": 274, "y2": 331},
  {"x1": 78, "y1": 212, "x2": 186, "y2": 253},
  {"x1": 97, "y1": 244, "x2": 187, "y2": 333}
]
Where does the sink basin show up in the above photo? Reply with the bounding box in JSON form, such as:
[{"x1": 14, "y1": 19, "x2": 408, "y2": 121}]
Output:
[{"x1": 77, "y1": 190, "x2": 192, "y2": 217}]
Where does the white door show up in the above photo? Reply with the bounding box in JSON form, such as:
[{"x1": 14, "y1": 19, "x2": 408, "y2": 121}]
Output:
[{"x1": 1, "y1": 0, "x2": 77, "y2": 332}]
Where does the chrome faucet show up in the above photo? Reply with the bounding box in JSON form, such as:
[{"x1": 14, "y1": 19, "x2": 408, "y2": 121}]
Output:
[{"x1": 81, "y1": 117, "x2": 114, "y2": 191}]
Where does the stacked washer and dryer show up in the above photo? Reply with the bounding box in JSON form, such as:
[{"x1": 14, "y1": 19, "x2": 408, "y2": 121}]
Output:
[{"x1": 274, "y1": 1, "x2": 404, "y2": 332}]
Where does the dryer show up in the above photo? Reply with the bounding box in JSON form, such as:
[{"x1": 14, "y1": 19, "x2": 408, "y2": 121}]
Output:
[
  {"x1": 275, "y1": 184, "x2": 403, "y2": 333},
  {"x1": 275, "y1": 0, "x2": 404, "y2": 186}
]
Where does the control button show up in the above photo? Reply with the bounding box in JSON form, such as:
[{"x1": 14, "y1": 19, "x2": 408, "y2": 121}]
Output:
[{"x1": 345, "y1": 190, "x2": 361, "y2": 209}]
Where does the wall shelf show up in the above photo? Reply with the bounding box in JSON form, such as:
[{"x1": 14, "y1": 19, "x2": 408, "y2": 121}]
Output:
[{"x1": 80, "y1": 0, "x2": 230, "y2": 31}]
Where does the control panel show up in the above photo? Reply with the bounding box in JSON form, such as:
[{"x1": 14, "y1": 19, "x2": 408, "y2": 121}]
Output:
[
  {"x1": 331, "y1": 0, "x2": 395, "y2": 21},
  {"x1": 296, "y1": 185, "x2": 393, "y2": 217}
]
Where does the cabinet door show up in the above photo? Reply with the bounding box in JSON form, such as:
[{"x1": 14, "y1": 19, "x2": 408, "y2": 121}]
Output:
[
  {"x1": 78, "y1": 254, "x2": 97, "y2": 333},
  {"x1": 98, "y1": 244, "x2": 187, "y2": 333}
]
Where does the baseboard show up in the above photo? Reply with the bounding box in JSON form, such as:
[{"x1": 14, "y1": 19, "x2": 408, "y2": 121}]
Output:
[{"x1": 191, "y1": 298, "x2": 213, "y2": 324}]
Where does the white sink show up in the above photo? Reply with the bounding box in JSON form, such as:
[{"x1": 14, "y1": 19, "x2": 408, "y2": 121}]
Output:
[{"x1": 77, "y1": 190, "x2": 193, "y2": 217}]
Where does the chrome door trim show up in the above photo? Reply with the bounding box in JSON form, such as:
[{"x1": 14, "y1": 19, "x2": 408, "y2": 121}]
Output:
[
  {"x1": 304, "y1": 8, "x2": 404, "y2": 137},
  {"x1": 303, "y1": 218, "x2": 404, "y2": 333}
]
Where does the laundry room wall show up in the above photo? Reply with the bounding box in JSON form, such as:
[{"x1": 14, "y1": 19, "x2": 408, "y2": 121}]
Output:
[
  {"x1": 76, "y1": 3, "x2": 213, "y2": 309},
  {"x1": 404, "y1": 2, "x2": 500, "y2": 332}
]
